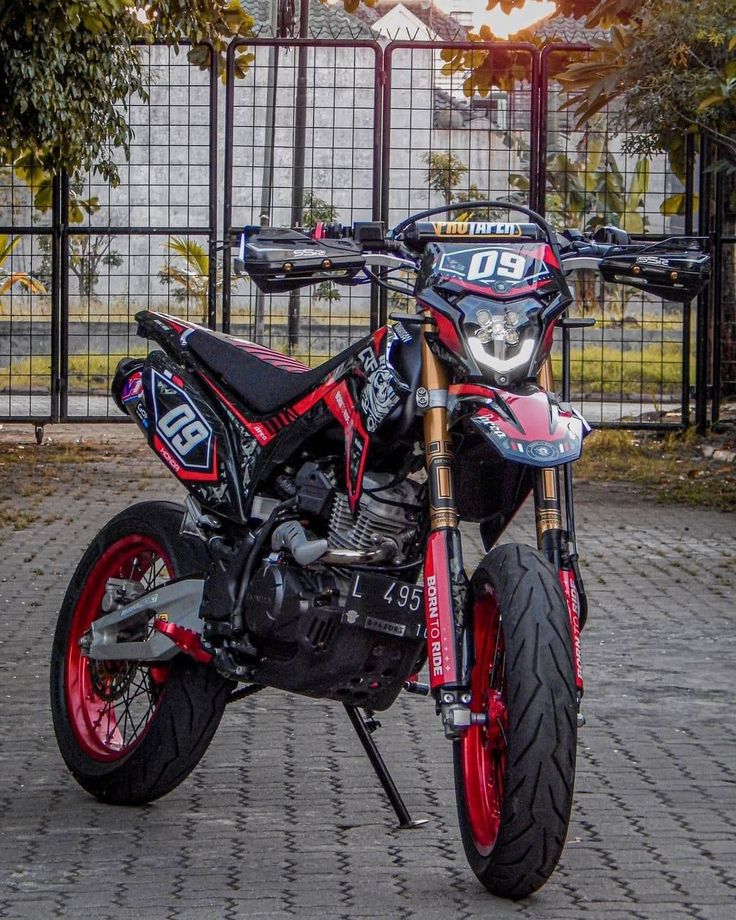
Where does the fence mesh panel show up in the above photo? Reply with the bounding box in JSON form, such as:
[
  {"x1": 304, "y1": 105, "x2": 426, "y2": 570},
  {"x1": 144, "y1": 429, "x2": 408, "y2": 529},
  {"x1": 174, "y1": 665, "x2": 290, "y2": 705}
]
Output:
[
  {"x1": 226, "y1": 40, "x2": 381, "y2": 364},
  {"x1": 543, "y1": 48, "x2": 691, "y2": 428},
  {"x1": 60, "y1": 45, "x2": 216, "y2": 419}
]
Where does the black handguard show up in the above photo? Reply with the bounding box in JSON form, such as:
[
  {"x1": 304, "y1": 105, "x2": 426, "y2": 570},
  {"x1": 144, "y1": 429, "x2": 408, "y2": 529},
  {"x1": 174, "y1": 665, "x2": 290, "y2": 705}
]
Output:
[
  {"x1": 599, "y1": 237, "x2": 711, "y2": 303},
  {"x1": 236, "y1": 227, "x2": 365, "y2": 293}
]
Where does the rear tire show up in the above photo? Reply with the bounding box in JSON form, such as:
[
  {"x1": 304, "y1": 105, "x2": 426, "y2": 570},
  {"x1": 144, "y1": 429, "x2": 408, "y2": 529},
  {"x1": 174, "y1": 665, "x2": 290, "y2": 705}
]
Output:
[
  {"x1": 454, "y1": 543, "x2": 577, "y2": 898},
  {"x1": 50, "y1": 501, "x2": 233, "y2": 805}
]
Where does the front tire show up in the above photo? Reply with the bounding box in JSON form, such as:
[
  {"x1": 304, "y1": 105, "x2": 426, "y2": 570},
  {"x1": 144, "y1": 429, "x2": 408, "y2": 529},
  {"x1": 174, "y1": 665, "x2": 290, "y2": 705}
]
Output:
[
  {"x1": 454, "y1": 543, "x2": 577, "y2": 899},
  {"x1": 50, "y1": 501, "x2": 233, "y2": 805}
]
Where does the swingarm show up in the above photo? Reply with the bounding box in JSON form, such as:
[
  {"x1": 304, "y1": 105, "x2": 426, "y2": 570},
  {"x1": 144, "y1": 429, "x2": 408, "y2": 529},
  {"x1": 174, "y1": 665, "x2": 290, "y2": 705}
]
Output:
[{"x1": 80, "y1": 577, "x2": 209, "y2": 663}]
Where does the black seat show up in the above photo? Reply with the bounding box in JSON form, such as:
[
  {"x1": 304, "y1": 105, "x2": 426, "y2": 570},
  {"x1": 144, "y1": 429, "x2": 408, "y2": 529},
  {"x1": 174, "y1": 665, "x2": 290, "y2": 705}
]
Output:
[{"x1": 186, "y1": 328, "x2": 370, "y2": 416}]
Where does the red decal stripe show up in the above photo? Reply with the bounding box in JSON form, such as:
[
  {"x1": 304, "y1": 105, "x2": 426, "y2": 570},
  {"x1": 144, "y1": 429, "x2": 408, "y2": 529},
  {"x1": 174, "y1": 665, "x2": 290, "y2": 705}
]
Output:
[
  {"x1": 559, "y1": 568, "x2": 584, "y2": 693},
  {"x1": 323, "y1": 381, "x2": 369, "y2": 510},
  {"x1": 424, "y1": 531, "x2": 458, "y2": 688},
  {"x1": 152, "y1": 435, "x2": 219, "y2": 483},
  {"x1": 449, "y1": 383, "x2": 498, "y2": 400},
  {"x1": 230, "y1": 339, "x2": 310, "y2": 373}
]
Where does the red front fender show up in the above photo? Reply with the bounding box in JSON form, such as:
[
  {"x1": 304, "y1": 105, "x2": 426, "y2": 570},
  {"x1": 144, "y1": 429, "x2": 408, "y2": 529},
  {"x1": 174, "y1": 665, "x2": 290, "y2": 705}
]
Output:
[{"x1": 449, "y1": 383, "x2": 589, "y2": 467}]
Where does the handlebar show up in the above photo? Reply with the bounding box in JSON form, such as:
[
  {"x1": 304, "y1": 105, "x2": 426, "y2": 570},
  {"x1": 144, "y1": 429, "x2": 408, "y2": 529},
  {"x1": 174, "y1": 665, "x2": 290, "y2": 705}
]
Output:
[{"x1": 236, "y1": 206, "x2": 711, "y2": 304}]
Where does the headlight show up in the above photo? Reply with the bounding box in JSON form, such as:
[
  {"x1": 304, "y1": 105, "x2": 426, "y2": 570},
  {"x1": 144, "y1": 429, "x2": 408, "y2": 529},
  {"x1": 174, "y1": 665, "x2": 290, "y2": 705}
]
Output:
[{"x1": 460, "y1": 295, "x2": 543, "y2": 385}]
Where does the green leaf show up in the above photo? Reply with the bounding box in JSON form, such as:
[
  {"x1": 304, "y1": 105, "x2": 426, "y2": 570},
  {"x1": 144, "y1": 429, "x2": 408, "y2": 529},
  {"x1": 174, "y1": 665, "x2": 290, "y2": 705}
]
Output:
[
  {"x1": 697, "y1": 93, "x2": 725, "y2": 112},
  {"x1": 659, "y1": 192, "x2": 700, "y2": 216},
  {"x1": 33, "y1": 185, "x2": 54, "y2": 212}
]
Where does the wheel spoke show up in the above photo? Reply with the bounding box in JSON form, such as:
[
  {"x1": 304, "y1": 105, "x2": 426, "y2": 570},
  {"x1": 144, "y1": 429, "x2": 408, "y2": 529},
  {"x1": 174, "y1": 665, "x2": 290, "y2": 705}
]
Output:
[{"x1": 65, "y1": 534, "x2": 173, "y2": 760}]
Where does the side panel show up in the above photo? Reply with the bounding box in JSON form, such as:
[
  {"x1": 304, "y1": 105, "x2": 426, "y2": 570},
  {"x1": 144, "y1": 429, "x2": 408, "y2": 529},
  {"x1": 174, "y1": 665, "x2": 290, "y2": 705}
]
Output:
[
  {"x1": 121, "y1": 317, "x2": 419, "y2": 518},
  {"x1": 120, "y1": 351, "x2": 246, "y2": 521}
]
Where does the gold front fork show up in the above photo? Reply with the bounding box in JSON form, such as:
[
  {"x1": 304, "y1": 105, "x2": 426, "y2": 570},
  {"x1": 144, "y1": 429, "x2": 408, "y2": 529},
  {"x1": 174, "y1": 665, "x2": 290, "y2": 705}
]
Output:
[
  {"x1": 535, "y1": 356, "x2": 563, "y2": 566},
  {"x1": 420, "y1": 314, "x2": 458, "y2": 531},
  {"x1": 419, "y1": 314, "x2": 472, "y2": 729}
]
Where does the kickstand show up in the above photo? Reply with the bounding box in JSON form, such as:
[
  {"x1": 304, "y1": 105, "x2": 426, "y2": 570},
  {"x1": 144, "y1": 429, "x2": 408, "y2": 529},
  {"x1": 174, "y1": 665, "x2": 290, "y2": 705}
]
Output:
[{"x1": 343, "y1": 704, "x2": 428, "y2": 830}]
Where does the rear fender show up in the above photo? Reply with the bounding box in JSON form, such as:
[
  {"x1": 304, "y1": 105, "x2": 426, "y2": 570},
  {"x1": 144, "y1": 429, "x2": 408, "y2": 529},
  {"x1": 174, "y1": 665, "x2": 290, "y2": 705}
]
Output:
[{"x1": 450, "y1": 383, "x2": 589, "y2": 467}]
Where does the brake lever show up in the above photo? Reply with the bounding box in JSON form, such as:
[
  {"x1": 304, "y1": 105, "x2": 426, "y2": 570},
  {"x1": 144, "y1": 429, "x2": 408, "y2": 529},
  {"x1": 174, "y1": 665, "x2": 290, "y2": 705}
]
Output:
[{"x1": 363, "y1": 253, "x2": 418, "y2": 271}]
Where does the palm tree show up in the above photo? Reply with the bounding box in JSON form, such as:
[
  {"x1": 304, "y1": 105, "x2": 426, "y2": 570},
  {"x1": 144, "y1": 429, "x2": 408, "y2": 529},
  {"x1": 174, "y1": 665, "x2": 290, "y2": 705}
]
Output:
[
  {"x1": 158, "y1": 237, "x2": 222, "y2": 325},
  {"x1": 0, "y1": 235, "x2": 46, "y2": 313}
]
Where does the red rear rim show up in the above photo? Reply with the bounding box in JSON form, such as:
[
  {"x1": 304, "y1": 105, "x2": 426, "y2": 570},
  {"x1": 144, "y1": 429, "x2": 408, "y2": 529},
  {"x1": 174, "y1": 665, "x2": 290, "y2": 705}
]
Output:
[
  {"x1": 65, "y1": 534, "x2": 173, "y2": 762},
  {"x1": 461, "y1": 586, "x2": 508, "y2": 856}
]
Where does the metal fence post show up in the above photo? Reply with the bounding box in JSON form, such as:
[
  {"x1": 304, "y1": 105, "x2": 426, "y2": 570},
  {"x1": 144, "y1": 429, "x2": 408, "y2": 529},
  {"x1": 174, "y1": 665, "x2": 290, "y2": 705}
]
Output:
[
  {"x1": 207, "y1": 41, "x2": 219, "y2": 331},
  {"x1": 711, "y1": 165, "x2": 724, "y2": 426},
  {"x1": 58, "y1": 171, "x2": 70, "y2": 420},
  {"x1": 695, "y1": 135, "x2": 713, "y2": 434},
  {"x1": 49, "y1": 174, "x2": 64, "y2": 423},
  {"x1": 222, "y1": 42, "x2": 237, "y2": 335},
  {"x1": 680, "y1": 133, "x2": 696, "y2": 429}
]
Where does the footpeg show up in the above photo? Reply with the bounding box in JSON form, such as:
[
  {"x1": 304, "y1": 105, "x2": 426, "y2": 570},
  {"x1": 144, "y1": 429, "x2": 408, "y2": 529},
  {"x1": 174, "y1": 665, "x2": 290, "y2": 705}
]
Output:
[{"x1": 152, "y1": 617, "x2": 212, "y2": 664}]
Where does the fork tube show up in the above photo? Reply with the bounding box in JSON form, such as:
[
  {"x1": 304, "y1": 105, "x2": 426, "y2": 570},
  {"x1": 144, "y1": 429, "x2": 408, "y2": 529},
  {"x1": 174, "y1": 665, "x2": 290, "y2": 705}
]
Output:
[
  {"x1": 420, "y1": 316, "x2": 471, "y2": 705},
  {"x1": 538, "y1": 358, "x2": 585, "y2": 694},
  {"x1": 535, "y1": 357, "x2": 564, "y2": 569}
]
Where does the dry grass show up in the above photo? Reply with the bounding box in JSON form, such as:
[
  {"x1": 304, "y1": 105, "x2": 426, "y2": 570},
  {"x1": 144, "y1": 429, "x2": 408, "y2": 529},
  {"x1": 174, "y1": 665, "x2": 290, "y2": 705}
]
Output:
[
  {"x1": 576, "y1": 429, "x2": 736, "y2": 512},
  {"x1": 0, "y1": 436, "x2": 157, "y2": 536}
]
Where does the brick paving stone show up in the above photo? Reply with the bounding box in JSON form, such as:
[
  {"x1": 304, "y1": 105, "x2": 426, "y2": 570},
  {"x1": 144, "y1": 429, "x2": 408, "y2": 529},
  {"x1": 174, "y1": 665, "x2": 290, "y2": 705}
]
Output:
[{"x1": 0, "y1": 435, "x2": 734, "y2": 919}]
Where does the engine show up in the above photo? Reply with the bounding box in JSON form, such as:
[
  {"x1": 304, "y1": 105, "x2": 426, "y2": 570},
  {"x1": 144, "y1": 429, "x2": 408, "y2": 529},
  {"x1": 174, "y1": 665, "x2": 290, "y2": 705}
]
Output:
[
  {"x1": 239, "y1": 464, "x2": 427, "y2": 710},
  {"x1": 327, "y1": 471, "x2": 423, "y2": 563}
]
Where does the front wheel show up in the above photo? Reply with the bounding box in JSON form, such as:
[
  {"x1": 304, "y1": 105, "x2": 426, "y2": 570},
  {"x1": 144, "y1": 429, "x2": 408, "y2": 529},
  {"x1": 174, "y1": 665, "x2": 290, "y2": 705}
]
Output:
[
  {"x1": 50, "y1": 501, "x2": 233, "y2": 805},
  {"x1": 454, "y1": 543, "x2": 577, "y2": 899}
]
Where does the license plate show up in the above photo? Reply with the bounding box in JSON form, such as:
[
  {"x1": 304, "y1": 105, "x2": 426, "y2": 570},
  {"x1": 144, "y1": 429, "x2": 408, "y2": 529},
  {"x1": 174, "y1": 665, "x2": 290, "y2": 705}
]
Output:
[{"x1": 342, "y1": 571, "x2": 425, "y2": 640}]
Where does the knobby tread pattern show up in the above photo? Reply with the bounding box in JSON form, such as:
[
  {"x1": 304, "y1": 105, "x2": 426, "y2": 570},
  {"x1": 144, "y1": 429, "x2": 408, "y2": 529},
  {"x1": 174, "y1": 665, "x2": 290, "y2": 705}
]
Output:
[
  {"x1": 50, "y1": 501, "x2": 234, "y2": 806},
  {"x1": 454, "y1": 543, "x2": 577, "y2": 900}
]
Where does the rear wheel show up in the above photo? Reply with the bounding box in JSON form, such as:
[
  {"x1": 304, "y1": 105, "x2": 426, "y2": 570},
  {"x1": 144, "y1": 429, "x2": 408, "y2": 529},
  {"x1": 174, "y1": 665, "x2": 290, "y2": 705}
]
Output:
[
  {"x1": 50, "y1": 501, "x2": 233, "y2": 804},
  {"x1": 454, "y1": 543, "x2": 577, "y2": 899}
]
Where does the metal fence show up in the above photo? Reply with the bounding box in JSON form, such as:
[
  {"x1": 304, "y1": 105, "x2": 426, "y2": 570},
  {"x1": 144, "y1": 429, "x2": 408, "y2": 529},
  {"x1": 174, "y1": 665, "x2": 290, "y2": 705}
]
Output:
[
  {"x1": 0, "y1": 37, "x2": 722, "y2": 430},
  {"x1": 1, "y1": 43, "x2": 218, "y2": 423}
]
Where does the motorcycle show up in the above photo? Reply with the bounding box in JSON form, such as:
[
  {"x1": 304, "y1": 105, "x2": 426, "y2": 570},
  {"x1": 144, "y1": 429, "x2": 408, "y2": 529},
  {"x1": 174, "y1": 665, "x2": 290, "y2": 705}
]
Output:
[{"x1": 50, "y1": 202, "x2": 710, "y2": 898}]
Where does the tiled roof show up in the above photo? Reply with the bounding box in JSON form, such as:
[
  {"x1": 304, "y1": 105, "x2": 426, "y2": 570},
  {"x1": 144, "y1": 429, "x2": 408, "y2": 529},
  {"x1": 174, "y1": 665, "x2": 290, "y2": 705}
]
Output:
[
  {"x1": 242, "y1": 0, "x2": 376, "y2": 40},
  {"x1": 518, "y1": 13, "x2": 608, "y2": 44}
]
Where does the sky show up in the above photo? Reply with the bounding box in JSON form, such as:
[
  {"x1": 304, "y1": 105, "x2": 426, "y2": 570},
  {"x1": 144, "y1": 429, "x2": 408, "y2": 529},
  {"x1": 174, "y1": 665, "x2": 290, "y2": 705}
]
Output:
[{"x1": 433, "y1": 0, "x2": 556, "y2": 38}]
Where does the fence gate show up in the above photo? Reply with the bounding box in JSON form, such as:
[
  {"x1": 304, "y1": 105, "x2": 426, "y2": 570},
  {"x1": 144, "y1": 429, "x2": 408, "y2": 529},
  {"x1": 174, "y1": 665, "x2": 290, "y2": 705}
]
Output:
[
  {"x1": 222, "y1": 37, "x2": 383, "y2": 366},
  {"x1": 0, "y1": 36, "x2": 714, "y2": 429}
]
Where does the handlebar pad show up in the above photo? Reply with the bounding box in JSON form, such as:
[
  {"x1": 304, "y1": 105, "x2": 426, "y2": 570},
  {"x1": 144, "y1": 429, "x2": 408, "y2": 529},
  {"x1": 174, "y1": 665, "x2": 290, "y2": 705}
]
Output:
[{"x1": 401, "y1": 220, "x2": 546, "y2": 251}]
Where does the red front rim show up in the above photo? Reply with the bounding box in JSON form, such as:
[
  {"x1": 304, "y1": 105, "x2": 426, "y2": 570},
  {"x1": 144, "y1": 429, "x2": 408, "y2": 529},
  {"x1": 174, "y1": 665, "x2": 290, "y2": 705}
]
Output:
[
  {"x1": 65, "y1": 534, "x2": 173, "y2": 762},
  {"x1": 461, "y1": 586, "x2": 508, "y2": 856}
]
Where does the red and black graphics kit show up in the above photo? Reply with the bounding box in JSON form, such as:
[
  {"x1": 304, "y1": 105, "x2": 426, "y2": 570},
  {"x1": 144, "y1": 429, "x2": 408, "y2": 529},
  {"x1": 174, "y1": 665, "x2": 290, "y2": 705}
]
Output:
[
  {"x1": 113, "y1": 311, "x2": 420, "y2": 523},
  {"x1": 56, "y1": 204, "x2": 714, "y2": 901}
]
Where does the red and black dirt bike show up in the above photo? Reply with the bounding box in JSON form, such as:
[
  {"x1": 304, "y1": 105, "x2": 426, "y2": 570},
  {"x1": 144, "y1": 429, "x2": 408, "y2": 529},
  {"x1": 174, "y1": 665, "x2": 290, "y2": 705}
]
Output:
[{"x1": 50, "y1": 202, "x2": 710, "y2": 898}]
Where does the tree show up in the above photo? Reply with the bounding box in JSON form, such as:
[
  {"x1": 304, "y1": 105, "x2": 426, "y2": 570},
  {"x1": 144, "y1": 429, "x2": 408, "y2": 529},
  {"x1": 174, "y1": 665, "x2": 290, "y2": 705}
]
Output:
[
  {"x1": 551, "y1": 0, "x2": 736, "y2": 396},
  {"x1": 0, "y1": 235, "x2": 45, "y2": 315},
  {"x1": 507, "y1": 121, "x2": 650, "y2": 317},
  {"x1": 423, "y1": 153, "x2": 468, "y2": 204},
  {"x1": 301, "y1": 193, "x2": 341, "y2": 307},
  {"x1": 36, "y1": 236, "x2": 124, "y2": 301},
  {"x1": 452, "y1": 0, "x2": 736, "y2": 397},
  {"x1": 158, "y1": 237, "x2": 227, "y2": 325},
  {"x1": 0, "y1": 1, "x2": 254, "y2": 206}
]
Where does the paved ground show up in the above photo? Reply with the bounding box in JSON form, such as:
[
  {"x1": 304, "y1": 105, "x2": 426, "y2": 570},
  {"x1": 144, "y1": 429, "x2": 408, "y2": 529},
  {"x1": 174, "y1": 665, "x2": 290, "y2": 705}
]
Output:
[{"x1": 0, "y1": 425, "x2": 735, "y2": 919}]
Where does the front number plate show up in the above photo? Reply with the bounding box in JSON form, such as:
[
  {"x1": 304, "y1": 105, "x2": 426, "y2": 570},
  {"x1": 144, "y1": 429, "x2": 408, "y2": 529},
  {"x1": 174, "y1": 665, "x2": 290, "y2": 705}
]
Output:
[{"x1": 342, "y1": 571, "x2": 425, "y2": 639}]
